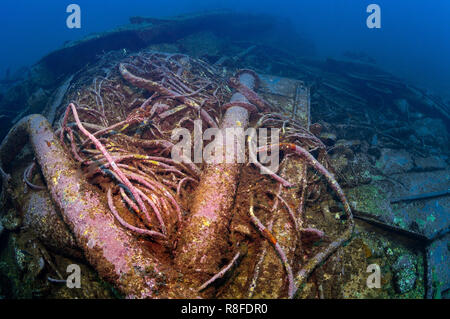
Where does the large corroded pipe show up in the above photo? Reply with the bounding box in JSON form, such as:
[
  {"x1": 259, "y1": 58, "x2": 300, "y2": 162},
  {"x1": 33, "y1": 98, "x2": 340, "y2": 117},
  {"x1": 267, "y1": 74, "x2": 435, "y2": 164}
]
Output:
[
  {"x1": 23, "y1": 191, "x2": 82, "y2": 258},
  {"x1": 174, "y1": 71, "x2": 257, "y2": 281},
  {"x1": 0, "y1": 114, "x2": 170, "y2": 298}
]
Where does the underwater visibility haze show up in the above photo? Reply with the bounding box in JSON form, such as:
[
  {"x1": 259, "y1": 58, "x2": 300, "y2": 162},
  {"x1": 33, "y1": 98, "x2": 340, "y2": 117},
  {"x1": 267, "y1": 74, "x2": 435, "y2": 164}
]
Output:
[{"x1": 0, "y1": 0, "x2": 448, "y2": 300}]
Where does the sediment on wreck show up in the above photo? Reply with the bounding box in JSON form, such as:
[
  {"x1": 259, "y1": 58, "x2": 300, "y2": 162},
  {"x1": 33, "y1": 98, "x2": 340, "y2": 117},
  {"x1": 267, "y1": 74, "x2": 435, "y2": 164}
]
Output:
[
  {"x1": 0, "y1": 47, "x2": 373, "y2": 298},
  {"x1": 0, "y1": 114, "x2": 174, "y2": 298},
  {"x1": 174, "y1": 72, "x2": 256, "y2": 282}
]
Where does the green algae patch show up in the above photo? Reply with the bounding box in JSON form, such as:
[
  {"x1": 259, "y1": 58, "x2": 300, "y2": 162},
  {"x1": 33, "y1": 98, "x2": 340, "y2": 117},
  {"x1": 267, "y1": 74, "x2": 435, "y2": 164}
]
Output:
[{"x1": 346, "y1": 184, "x2": 391, "y2": 218}]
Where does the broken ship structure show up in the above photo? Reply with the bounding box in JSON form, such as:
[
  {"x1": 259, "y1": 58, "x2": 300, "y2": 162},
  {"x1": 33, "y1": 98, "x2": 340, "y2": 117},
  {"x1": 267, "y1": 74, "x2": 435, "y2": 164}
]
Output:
[{"x1": 0, "y1": 11, "x2": 448, "y2": 299}]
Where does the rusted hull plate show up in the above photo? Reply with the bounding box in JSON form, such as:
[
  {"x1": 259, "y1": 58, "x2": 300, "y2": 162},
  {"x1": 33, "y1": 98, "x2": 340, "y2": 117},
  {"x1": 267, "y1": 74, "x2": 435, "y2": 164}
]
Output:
[{"x1": 258, "y1": 74, "x2": 310, "y2": 128}]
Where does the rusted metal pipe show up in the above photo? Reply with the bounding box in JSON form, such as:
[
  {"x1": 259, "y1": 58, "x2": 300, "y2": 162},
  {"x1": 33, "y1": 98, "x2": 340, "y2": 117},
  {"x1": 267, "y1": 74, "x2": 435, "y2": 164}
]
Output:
[
  {"x1": 0, "y1": 114, "x2": 171, "y2": 298},
  {"x1": 174, "y1": 71, "x2": 257, "y2": 282}
]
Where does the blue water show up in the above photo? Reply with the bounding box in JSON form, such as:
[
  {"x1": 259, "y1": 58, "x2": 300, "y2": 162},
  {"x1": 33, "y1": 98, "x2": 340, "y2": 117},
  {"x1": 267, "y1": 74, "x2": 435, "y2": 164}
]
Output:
[{"x1": 0, "y1": 0, "x2": 449, "y2": 97}]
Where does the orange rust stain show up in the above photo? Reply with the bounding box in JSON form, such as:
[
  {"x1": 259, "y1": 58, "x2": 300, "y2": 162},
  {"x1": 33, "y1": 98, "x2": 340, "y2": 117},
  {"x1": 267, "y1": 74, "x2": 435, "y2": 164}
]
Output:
[{"x1": 263, "y1": 229, "x2": 277, "y2": 245}]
